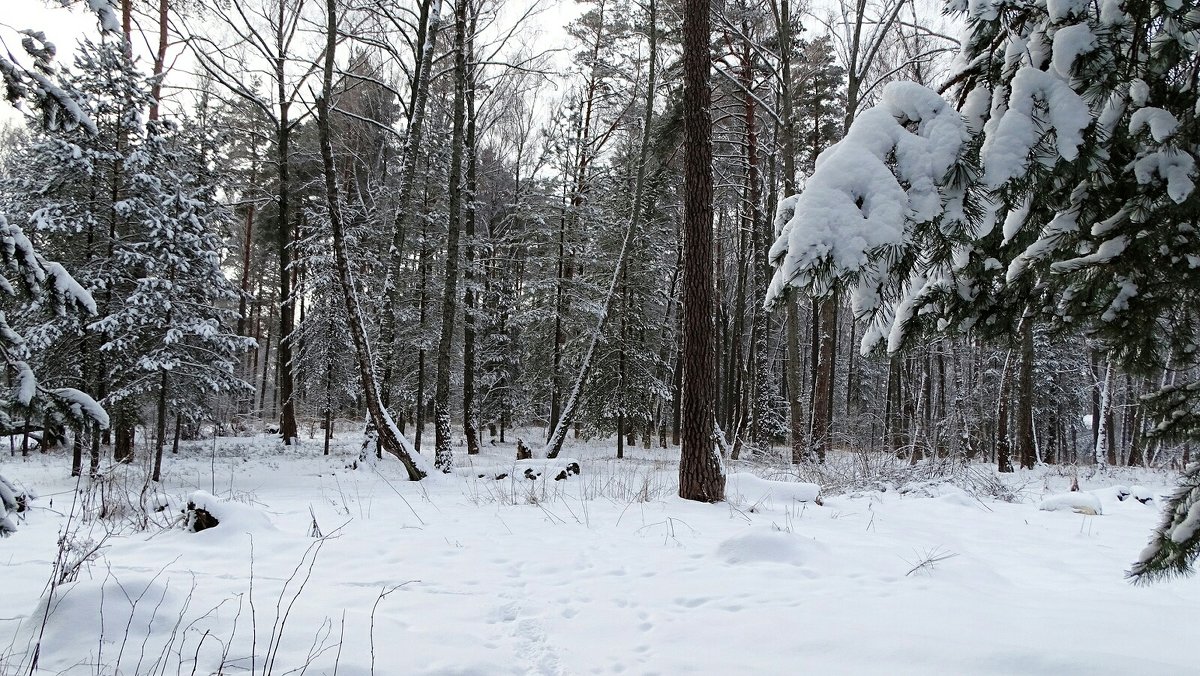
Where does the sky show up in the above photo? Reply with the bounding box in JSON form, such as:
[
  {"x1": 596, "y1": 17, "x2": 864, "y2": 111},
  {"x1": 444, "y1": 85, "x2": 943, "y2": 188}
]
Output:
[
  {"x1": 1, "y1": 1, "x2": 105, "y2": 123},
  {"x1": 0, "y1": 0, "x2": 580, "y2": 126}
]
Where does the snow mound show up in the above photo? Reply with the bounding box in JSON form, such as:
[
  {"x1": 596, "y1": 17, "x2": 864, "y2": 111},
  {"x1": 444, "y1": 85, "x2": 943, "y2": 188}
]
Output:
[
  {"x1": 184, "y1": 491, "x2": 275, "y2": 534},
  {"x1": 726, "y1": 472, "x2": 820, "y2": 510},
  {"x1": 716, "y1": 529, "x2": 829, "y2": 567},
  {"x1": 1093, "y1": 485, "x2": 1156, "y2": 506},
  {"x1": 1039, "y1": 492, "x2": 1103, "y2": 515},
  {"x1": 1130, "y1": 485, "x2": 1155, "y2": 504}
]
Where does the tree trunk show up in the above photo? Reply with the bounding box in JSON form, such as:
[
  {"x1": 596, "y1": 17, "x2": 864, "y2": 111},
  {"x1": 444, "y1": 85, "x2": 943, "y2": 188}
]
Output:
[
  {"x1": 433, "y1": 0, "x2": 471, "y2": 472},
  {"x1": 462, "y1": 14, "x2": 481, "y2": 457},
  {"x1": 811, "y1": 294, "x2": 836, "y2": 462},
  {"x1": 152, "y1": 370, "x2": 168, "y2": 482},
  {"x1": 1095, "y1": 356, "x2": 1113, "y2": 470},
  {"x1": 317, "y1": 0, "x2": 426, "y2": 480},
  {"x1": 678, "y1": 0, "x2": 725, "y2": 502},
  {"x1": 786, "y1": 299, "x2": 805, "y2": 462},
  {"x1": 149, "y1": 0, "x2": 169, "y2": 121},
  {"x1": 275, "y1": 45, "x2": 299, "y2": 444},
  {"x1": 1017, "y1": 316, "x2": 1036, "y2": 469},
  {"x1": 996, "y1": 349, "x2": 1015, "y2": 473},
  {"x1": 380, "y1": 0, "x2": 443, "y2": 405}
]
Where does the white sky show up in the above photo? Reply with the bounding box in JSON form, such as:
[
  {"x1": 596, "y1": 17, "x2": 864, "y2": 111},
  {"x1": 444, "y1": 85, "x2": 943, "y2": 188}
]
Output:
[
  {"x1": 1, "y1": 1, "x2": 105, "y2": 123},
  {"x1": 0, "y1": 0, "x2": 579, "y2": 127}
]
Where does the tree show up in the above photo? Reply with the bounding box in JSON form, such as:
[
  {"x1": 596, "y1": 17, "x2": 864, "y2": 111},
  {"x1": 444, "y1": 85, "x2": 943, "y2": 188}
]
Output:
[
  {"x1": 316, "y1": 0, "x2": 428, "y2": 480},
  {"x1": 182, "y1": 0, "x2": 325, "y2": 444},
  {"x1": 678, "y1": 0, "x2": 725, "y2": 502},
  {"x1": 91, "y1": 122, "x2": 254, "y2": 482},
  {"x1": 0, "y1": 3, "x2": 116, "y2": 483},
  {"x1": 543, "y1": 0, "x2": 662, "y2": 460}
]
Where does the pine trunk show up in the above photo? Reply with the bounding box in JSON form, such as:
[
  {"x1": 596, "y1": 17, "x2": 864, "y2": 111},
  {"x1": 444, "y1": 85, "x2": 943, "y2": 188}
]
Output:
[
  {"x1": 678, "y1": 0, "x2": 724, "y2": 502},
  {"x1": 996, "y1": 349, "x2": 1015, "y2": 473},
  {"x1": 152, "y1": 370, "x2": 168, "y2": 482},
  {"x1": 1017, "y1": 317, "x2": 1036, "y2": 469},
  {"x1": 462, "y1": 17, "x2": 480, "y2": 457}
]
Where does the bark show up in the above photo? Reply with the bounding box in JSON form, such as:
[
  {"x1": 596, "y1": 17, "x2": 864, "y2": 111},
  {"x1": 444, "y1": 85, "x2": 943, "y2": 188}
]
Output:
[
  {"x1": 1095, "y1": 356, "x2": 1113, "y2": 470},
  {"x1": 149, "y1": 0, "x2": 169, "y2": 121},
  {"x1": 274, "y1": 0, "x2": 299, "y2": 444},
  {"x1": 786, "y1": 301, "x2": 805, "y2": 462},
  {"x1": 1017, "y1": 316, "x2": 1036, "y2": 469},
  {"x1": 811, "y1": 294, "x2": 836, "y2": 462},
  {"x1": 462, "y1": 13, "x2": 480, "y2": 456},
  {"x1": 318, "y1": 0, "x2": 425, "y2": 480},
  {"x1": 775, "y1": 0, "x2": 806, "y2": 462},
  {"x1": 1127, "y1": 378, "x2": 1146, "y2": 467},
  {"x1": 678, "y1": 0, "x2": 725, "y2": 502},
  {"x1": 996, "y1": 349, "x2": 1015, "y2": 473},
  {"x1": 433, "y1": 0, "x2": 471, "y2": 472},
  {"x1": 152, "y1": 370, "x2": 168, "y2": 482}
]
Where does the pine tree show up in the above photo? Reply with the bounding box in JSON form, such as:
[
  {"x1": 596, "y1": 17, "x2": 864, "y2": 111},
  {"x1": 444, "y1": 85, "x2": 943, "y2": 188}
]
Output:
[
  {"x1": 0, "y1": 4, "x2": 118, "y2": 486},
  {"x1": 90, "y1": 121, "x2": 253, "y2": 481}
]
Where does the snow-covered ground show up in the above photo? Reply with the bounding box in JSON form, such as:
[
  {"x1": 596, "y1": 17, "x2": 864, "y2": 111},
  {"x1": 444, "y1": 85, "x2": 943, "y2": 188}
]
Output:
[{"x1": 2, "y1": 430, "x2": 1196, "y2": 675}]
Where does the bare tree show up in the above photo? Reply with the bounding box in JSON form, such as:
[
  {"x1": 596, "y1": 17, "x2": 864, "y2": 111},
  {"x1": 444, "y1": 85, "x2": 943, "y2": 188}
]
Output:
[
  {"x1": 180, "y1": 0, "x2": 327, "y2": 444},
  {"x1": 317, "y1": 0, "x2": 428, "y2": 479}
]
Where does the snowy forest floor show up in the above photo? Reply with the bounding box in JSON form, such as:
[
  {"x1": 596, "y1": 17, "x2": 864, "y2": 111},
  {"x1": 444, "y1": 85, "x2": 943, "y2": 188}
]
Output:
[{"x1": 1, "y1": 429, "x2": 1197, "y2": 675}]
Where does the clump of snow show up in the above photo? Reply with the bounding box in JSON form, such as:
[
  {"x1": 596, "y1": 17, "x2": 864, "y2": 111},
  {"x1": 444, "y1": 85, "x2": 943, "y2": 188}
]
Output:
[
  {"x1": 1132, "y1": 150, "x2": 1196, "y2": 203},
  {"x1": 1039, "y1": 491, "x2": 1103, "y2": 515},
  {"x1": 766, "y1": 81, "x2": 966, "y2": 315},
  {"x1": 981, "y1": 67, "x2": 1091, "y2": 187},
  {"x1": 0, "y1": 472, "x2": 30, "y2": 536},
  {"x1": 1047, "y1": 0, "x2": 1087, "y2": 20},
  {"x1": 726, "y1": 472, "x2": 820, "y2": 510},
  {"x1": 183, "y1": 491, "x2": 274, "y2": 534},
  {"x1": 715, "y1": 529, "x2": 829, "y2": 567},
  {"x1": 1129, "y1": 107, "x2": 1180, "y2": 142},
  {"x1": 1130, "y1": 485, "x2": 1155, "y2": 504},
  {"x1": 1129, "y1": 79, "x2": 1150, "y2": 106},
  {"x1": 1051, "y1": 24, "x2": 1096, "y2": 78}
]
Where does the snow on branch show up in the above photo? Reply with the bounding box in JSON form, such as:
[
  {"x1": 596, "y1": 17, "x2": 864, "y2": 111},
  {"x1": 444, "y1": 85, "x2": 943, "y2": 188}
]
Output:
[
  {"x1": 1129, "y1": 462, "x2": 1200, "y2": 583},
  {"x1": 82, "y1": 0, "x2": 123, "y2": 35},
  {"x1": 980, "y1": 66, "x2": 1090, "y2": 188},
  {"x1": 765, "y1": 82, "x2": 968, "y2": 334}
]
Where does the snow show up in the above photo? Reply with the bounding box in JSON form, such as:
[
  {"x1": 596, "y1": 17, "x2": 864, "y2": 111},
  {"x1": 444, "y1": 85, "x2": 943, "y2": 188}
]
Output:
[
  {"x1": 2, "y1": 434, "x2": 1198, "y2": 674},
  {"x1": 1047, "y1": 0, "x2": 1087, "y2": 21},
  {"x1": 1100, "y1": 0, "x2": 1128, "y2": 24},
  {"x1": 1051, "y1": 24, "x2": 1096, "y2": 78},
  {"x1": 715, "y1": 528, "x2": 830, "y2": 566},
  {"x1": 1133, "y1": 150, "x2": 1196, "y2": 203},
  {"x1": 1039, "y1": 491, "x2": 1104, "y2": 515},
  {"x1": 1129, "y1": 79, "x2": 1150, "y2": 107},
  {"x1": 86, "y1": 0, "x2": 123, "y2": 34},
  {"x1": 1051, "y1": 234, "x2": 1128, "y2": 272},
  {"x1": 766, "y1": 82, "x2": 966, "y2": 306},
  {"x1": 184, "y1": 490, "x2": 276, "y2": 536},
  {"x1": 1129, "y1": 106, "x2": 1180, "y2": 142},
  {"x1": 1170, "y1": 502, "x2": 1200, "y2": 544},
  {"x1": 981, "y1": 67, "x2": 1091, "y2": 187},
  {"x1": 725, "y1": 471, "x2": 821, "y2": 508}
]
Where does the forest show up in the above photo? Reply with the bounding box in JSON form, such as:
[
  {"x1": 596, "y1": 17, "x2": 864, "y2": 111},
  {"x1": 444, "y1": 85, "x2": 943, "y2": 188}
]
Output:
[{"x1": 1, "y1": 0, "x2": 1200, "y2": 672}]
